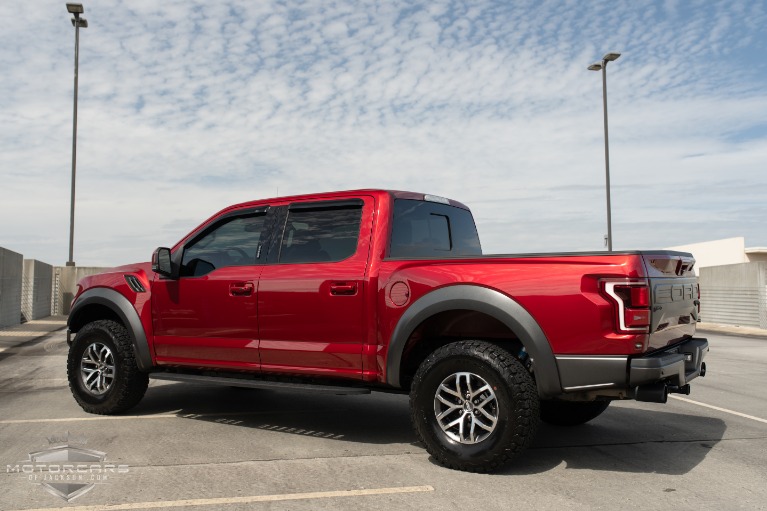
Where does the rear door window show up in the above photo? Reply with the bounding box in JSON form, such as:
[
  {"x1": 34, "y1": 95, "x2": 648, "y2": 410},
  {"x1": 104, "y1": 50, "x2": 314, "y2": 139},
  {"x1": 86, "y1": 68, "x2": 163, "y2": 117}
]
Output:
[{"x1": 279, "y1": 203, "x2": 363, "y2": 264}]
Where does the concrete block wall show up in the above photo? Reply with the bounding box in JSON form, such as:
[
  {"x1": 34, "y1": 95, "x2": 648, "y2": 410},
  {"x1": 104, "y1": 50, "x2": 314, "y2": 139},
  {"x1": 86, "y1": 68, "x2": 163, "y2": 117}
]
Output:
[
  {"x1": 700, "y1": 262, "x2": 767, "y2": 329},
  {"x1": 0, "y1": 247, "x2": 24, "y2": 328},
  {"x1": 54, "y1": 266, "x2": 109, "y2": 315},
  {"x1": 22, "y1": 259, "x2": 53, "y2": 321}
]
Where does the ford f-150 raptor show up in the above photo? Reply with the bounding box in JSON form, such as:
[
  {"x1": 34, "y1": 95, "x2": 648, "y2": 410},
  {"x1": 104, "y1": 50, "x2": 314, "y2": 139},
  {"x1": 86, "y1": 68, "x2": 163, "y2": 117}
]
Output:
[{"x1": 67, "y1": 189, "x2": 708, "y2": 472}]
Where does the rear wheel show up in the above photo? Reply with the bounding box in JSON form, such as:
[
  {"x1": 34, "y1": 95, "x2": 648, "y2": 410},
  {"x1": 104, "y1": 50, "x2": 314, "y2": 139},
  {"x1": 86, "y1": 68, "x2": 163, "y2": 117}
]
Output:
[
  {"x1": 410, "y1": 341, "x2": 539, "y2": 473},
  {"x1": 540, "y1": 400, "x2": 610, "y2": 426},
  {"x1": 67, "y1": 320, "x2": 149, "y2": 414}
]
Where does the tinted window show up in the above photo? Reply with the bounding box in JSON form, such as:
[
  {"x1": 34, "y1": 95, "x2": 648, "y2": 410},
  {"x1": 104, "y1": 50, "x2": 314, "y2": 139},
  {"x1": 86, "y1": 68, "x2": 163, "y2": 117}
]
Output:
[
  {"x1": 181, "y1": 214, "x2": 267, "y2": 277},
  {"x1": 279, "y1": 206, "x2": 362, "y2": 264},
  {"x1": 389, "y1": 199, "x2": 482, "y2": 258}
]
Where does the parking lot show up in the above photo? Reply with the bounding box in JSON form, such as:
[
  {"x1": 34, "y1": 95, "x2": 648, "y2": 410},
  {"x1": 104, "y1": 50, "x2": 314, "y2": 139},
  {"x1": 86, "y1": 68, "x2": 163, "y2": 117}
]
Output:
[{"x1": 1, "y1": 326, "x2": 765, "y2": 511}]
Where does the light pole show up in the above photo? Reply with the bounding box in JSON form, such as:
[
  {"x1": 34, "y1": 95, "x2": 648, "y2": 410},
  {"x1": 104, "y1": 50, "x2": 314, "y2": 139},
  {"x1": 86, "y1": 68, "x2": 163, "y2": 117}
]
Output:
[
  {"x1": 588, "y1": 52, "x2": 620, "y2": 252},
  {"x1": 66, "y1": 3, "x2": 87, "y2": 267}
]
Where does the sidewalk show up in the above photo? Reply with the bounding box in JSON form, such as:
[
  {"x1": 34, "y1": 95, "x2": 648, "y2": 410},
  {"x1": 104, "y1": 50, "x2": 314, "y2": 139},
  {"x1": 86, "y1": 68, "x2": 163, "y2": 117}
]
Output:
[
  {"x1": 697, "y1": 322, "x2": 767, "y2": 340},
  {"x1": 0, "y1": 316, "x2": 68, "y2": 352}
]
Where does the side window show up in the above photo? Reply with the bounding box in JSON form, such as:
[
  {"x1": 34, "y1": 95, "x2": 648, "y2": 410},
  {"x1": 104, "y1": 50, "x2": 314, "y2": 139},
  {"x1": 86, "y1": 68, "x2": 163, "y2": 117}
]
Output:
[
  {"x1": 279, "y1": 206, "x2": 362, "y2": 264},
  {"x1": 389, "y1": 199, "x2": 482, "y2": 258},
  {"x1": 181, "y1": 214, "x2": 267, "y2": 277}
]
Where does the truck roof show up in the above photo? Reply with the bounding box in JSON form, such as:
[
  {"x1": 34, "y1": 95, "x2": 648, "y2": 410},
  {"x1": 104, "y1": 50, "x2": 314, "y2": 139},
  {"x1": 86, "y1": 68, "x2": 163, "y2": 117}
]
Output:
[{"x1": 222, "y1": 189, "x2": 471, "y2": 213}]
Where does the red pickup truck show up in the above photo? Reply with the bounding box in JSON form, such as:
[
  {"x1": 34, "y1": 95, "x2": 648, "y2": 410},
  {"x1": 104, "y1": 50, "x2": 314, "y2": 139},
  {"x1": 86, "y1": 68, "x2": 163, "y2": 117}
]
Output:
[{"x1": 67, "y1": 189, "x2": 708, "y2": 472}]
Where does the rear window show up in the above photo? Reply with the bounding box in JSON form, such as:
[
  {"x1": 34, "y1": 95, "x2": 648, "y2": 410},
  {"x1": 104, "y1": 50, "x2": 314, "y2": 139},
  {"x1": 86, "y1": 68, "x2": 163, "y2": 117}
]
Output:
[{"x1": 389, "y1": 199, "x2": 482, "y2": 258}]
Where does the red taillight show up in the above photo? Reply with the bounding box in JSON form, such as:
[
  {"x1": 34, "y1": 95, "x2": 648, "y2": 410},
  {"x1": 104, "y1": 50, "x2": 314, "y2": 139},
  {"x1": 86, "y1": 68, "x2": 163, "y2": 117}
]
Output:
[
  {"x1": 625, "y1": 308, "x2": 650, "y2": 328},
  {"x1": 602, "y1": 279, "x2": 651, "y2": 333},
  {"x1": 631, "y1": 286, "x2": 650, "y2": 307},
  {"x1": 696, "y1": 283, "x2": 701, "y2": 313}
]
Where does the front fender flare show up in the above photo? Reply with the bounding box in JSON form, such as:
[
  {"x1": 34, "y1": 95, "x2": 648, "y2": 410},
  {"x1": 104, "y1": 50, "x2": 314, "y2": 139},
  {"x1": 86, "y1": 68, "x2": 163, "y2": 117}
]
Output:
[
  {"x1": 386, "y1": 285, "x2": 562, "y2": 398},
  {"x1": 68, "y1": 288, "x2": 153, "y2": 372}
]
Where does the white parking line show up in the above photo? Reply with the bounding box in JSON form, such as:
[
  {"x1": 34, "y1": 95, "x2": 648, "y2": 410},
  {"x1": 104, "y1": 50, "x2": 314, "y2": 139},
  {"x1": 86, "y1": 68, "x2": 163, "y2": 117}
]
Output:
[
  {"x1": 0, "y1": 408, "x2": 347, "y2": 425},
  {"x1": 0, "y1": 414, "x2": 178, "y2": 424},
  {"x1": 670, "y1": 395, "x2": 767, "y2": 424},
  {"x1": 0, "y1": 331, "x2": 54, "y2": 337},
  {"x1": 7, "y1": 486, "x2": 435, "y2": 511}
]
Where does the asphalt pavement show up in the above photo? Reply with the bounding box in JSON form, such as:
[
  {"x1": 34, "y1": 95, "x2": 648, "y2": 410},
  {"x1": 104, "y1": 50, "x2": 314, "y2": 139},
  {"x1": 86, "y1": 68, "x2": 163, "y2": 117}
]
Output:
[{"x1": 0, "y1": 319, "x2": 765, "y2": 510}]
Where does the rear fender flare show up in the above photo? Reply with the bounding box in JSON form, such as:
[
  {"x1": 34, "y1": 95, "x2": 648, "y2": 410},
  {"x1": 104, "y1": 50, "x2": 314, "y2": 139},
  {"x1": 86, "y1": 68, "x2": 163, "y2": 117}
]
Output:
[
  {"x1": 386, "y1": 285, "x2": 561, "y2": 398},
  {"x1": 68, "y1": 288, "x2": 153, "y2": 372}
]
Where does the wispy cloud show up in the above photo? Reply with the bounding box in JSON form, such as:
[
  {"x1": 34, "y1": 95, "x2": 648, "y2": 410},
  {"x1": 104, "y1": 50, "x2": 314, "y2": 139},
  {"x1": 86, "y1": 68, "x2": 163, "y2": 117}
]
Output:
[{"x1": 1, "y1": 0, "x2": 766, "y2": 265}]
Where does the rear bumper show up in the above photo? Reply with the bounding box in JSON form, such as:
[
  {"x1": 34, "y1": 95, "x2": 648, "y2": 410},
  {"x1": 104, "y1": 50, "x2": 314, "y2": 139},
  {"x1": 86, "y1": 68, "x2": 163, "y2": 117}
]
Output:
[
  {"x1": 555, "y1": 337, "x2": 709, "y2": 394},
  {"x1": 629, "y1": 337, "x2": 708, "y2": 387}
]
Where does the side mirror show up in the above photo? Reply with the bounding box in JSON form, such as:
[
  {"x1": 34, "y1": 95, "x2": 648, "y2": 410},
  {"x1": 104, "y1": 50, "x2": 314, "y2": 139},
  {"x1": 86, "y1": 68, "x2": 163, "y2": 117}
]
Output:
[{"x1": 152, "y1": 247, "x2": 176, "y2": 278}]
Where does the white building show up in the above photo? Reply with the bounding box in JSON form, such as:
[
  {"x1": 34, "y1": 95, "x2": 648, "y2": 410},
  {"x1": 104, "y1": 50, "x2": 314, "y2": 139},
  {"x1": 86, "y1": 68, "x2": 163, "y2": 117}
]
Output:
[
  {"x1": 666, "y1": 237, "x2": 767, "y2": 329},
  {"x1": 666, "y1": 237, "x2": 767, "y2": 276}
]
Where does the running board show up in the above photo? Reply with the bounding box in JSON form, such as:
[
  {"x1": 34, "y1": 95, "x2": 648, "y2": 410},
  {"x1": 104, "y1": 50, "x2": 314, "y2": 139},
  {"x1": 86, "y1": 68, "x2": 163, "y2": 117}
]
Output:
[{"x1": 149, "y1": 372, "x2": 371, "y2": 395}]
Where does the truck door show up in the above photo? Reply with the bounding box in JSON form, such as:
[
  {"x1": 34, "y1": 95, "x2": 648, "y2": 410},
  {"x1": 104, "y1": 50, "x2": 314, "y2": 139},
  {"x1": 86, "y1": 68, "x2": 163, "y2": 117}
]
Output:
[
  {"x1": 151, "y1": 207, "x2": 273, "y2": 370},
  {"x1": 257, "y1": 197, "x2": 373, "y2": 379}
]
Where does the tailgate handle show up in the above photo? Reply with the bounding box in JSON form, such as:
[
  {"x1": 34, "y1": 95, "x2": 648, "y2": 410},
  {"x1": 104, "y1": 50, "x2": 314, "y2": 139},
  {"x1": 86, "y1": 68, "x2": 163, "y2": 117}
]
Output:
[
  {"x1": 330, "y1": 282, "x2": 357, "y2": 296},
  {"x1": 229, "y1": 282, "x2": 254, "y2": 296}
]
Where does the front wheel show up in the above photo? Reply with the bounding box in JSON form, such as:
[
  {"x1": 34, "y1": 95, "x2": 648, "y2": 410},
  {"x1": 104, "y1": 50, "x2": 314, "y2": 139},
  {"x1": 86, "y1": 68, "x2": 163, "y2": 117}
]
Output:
[
  {"x1": 410, "y1": 341, "x2": 539, "y2": 473},
  {"x1": 67, "y1": 320, "x2": 149, "y2": 414}
]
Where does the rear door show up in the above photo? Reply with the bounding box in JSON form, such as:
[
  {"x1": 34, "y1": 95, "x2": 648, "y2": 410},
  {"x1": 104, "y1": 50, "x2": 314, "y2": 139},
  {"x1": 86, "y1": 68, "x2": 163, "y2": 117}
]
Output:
[
  {"x1": 257, "y1": 197, "x2": 373, "y2": 379},
  {"x1": 151, "y1": 207, "x2": 273, "y2": 370}
]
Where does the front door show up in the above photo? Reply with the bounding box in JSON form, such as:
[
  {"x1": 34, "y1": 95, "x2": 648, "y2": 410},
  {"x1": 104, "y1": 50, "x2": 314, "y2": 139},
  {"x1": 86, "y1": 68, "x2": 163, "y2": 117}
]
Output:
[
  {"x1": 257, "y1": 198, "x2": 373, "y2": 379},
  {"x1": 151, "y1": 208, "x2": 272, "y2": 370}
]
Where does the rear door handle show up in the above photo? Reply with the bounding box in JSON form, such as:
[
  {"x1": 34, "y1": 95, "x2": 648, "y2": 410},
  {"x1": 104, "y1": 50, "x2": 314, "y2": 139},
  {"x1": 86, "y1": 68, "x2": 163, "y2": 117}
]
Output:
[
  {"x1": 330, "y1": 282, "x2": 358, "y2": 296},
  {"x1": 230, "y1": 282, "x2": 254, "y2": 296}
]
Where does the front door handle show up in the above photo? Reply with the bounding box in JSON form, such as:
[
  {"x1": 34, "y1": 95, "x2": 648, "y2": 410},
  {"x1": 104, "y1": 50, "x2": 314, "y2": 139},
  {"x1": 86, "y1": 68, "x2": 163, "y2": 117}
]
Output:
[
  {"x1": 230, "y1": 282, "x2": 254, "y2": 296},
  {"x1": 330, "y1": 282, "x2": 358, "y2": 296}
]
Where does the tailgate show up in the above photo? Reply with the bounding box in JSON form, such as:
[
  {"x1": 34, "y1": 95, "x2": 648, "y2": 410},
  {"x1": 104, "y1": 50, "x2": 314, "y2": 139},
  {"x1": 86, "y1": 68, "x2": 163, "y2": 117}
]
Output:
[{"x1": 643, "y1": 252, "x2": 699, "y2": 351}]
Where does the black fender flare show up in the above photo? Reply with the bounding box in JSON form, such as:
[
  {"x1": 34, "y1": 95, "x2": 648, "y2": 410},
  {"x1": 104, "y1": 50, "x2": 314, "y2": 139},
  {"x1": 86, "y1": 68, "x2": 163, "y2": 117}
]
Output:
[
  {"x1": 386, "y1": 284, "x2": 562, "y2": 398},
  {"x1": 68, "y1": 288, "x2": 153, "y2": 372}
]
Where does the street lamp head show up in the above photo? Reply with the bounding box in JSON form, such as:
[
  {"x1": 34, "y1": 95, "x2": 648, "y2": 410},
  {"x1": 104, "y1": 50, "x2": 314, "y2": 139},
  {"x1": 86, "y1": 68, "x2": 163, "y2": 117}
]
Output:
[
  {"x1": 66, "y1": 3, "x2": 84, "y2": 14},
  {"x1": 588, "y1": 62, "x2": 603, "y2": 71},
  {"x1": 71, "y1": 17, "x2": 88, "y2": 27},
  {"x1": 603, "y1": 52, "x2": 621, "y2": 62}
]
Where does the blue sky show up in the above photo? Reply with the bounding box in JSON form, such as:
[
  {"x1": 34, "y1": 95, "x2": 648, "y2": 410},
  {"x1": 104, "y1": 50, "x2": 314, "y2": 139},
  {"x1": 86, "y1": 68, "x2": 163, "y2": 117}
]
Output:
[{"x1": 1, "y1": 0, "x2": 766, "y2": 266}]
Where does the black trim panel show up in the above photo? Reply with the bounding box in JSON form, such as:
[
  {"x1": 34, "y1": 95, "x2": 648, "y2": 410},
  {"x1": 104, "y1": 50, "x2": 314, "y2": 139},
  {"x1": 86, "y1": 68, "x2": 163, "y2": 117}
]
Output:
[
  {"x1": 288, "y1": 199, "x2": 364, "y2": 211},
  {"x1": 555, "y1": 356, "x2": 628, "y2": 391},
  {"x1": 150, "y1": 372, "x2": 371, "y2": 395},
  {"x1": 68, "y1": 288, "x2": 153, "y2": 371}
]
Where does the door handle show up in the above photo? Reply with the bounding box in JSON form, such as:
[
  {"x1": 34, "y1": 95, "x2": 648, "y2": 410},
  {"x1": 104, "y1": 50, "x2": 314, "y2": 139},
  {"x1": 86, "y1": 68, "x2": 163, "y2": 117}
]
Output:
[
  {"x1": 330, "y1": 282, "x2": 358, "y2": 296},
  {"x1": 229, "y1": 282, "x2": 254, "y2": 296}
]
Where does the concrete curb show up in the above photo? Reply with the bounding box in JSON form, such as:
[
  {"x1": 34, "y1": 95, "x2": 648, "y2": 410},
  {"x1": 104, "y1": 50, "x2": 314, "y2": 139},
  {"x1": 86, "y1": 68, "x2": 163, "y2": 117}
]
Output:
[
  {"x1": 0, "y1": 316, "x2": 68, "y2": 352},
  {"x1": 697, "y1": 322, "x2": 767, "y2": 340}
]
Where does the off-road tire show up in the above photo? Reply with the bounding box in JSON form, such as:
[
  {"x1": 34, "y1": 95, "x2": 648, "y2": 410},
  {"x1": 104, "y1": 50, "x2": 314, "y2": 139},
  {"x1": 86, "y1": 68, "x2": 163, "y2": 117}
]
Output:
[
  {"x1": 67, "y1": 319, "x2": 149, "y2": 414},
  {"x1": 410, "y1": 340, "x2": 539, "y2": 473},
  {"x1": 540, "y1": 400, "x2": 610, "y2": 426}
]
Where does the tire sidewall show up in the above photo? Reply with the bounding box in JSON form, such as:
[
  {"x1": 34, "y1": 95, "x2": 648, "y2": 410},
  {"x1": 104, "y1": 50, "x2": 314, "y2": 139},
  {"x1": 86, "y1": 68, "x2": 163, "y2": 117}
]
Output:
[
  {"x1": 68, "y1": 326, "x2": 121, "y2": 407},
  {"x1": 413, "y1": 352, "x2": 519, "y2": 465}
]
